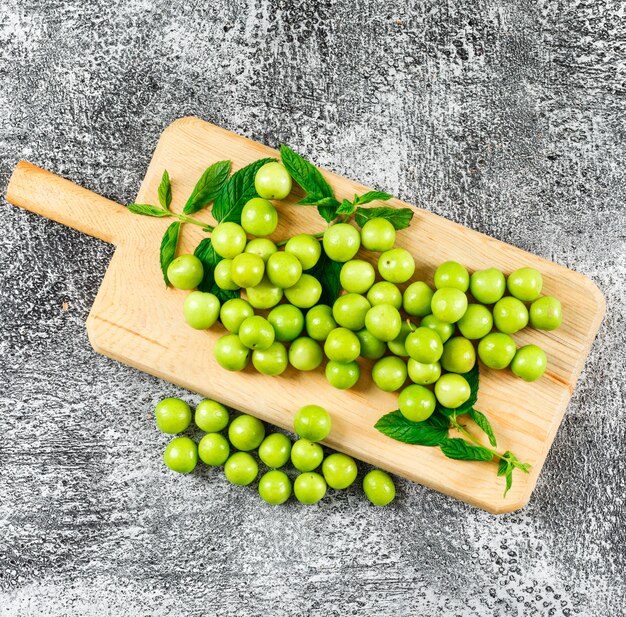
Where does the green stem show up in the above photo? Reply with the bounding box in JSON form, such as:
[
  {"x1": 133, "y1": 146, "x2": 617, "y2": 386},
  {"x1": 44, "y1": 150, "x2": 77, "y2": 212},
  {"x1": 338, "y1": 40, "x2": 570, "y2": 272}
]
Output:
[
  {"x1": 450, "y1": 415, "x2": 511, "y2": 464},
  {"x1": 176, "y1": 213, "x2": 214, "y2": 231},
  {"x1": 450, "y1": 415, "x2": 528, "y2": 473}
]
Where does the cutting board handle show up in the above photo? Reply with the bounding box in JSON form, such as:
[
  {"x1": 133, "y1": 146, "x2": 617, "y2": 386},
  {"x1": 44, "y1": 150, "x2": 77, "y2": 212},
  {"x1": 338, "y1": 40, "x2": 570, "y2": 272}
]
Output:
[{"x1": 6, "y1": 161, "x2": 133, "y2": 245}]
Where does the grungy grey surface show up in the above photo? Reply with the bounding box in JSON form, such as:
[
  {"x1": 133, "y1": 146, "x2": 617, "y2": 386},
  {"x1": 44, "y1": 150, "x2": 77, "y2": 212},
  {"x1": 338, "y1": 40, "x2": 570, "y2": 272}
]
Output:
[{"x1": 0, "y1": 0, "x2": 624, "y2": 615}]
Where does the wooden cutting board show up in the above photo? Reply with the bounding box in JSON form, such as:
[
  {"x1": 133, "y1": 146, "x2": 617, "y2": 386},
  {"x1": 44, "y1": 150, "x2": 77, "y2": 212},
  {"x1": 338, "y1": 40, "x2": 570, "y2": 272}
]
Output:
[{"x1": 6, "y1": 117, "x2": 605, "y2": 513}]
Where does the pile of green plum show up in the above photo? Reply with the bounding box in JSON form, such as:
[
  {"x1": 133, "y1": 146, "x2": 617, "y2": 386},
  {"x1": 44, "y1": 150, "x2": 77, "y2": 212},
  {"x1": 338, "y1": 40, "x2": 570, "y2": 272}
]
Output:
[
  {"x1": 166, "y1": 161, "x2": 562, "y2": 427},
  {"x1": 155, "y1": 397, "x2": 395, "y2": 506}
]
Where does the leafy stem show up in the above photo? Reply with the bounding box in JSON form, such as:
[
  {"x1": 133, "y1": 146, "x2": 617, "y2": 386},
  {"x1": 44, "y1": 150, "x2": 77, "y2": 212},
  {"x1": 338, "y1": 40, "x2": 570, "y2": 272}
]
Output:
[
  {"x1": 177, "y1": 213, "x2": 214, "y2": 232},
  {"x1": 375, "y1": 365, "x2": 531, "y2": 497},
  {"x1": 449, "y1": 414, "x2": 502, "y2": 462}
]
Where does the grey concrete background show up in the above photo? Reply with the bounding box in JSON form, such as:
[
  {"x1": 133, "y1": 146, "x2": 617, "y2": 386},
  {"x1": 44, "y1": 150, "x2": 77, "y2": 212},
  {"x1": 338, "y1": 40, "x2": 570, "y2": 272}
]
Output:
[{"x1": 0, "y1": 0, "x2": 624, "y2": 615}]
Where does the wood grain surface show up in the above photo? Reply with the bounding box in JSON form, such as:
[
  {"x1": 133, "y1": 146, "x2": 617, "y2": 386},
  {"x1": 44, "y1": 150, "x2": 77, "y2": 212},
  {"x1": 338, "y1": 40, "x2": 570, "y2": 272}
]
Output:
[{"x1": 5, "y1": 117, "x2": 605, "y2": 513}]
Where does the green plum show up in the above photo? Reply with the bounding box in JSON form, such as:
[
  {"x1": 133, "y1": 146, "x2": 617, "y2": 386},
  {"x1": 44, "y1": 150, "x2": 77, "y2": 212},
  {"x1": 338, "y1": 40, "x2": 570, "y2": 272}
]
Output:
[
  {"x1": 164, "y1": 437, "x2": 198, "y2": 473},
  {"x1": 340, "y1": 260, "x2": 376, "y2": 294},
  {"x1": 323, "y1": 224, "x2": 361, "y2": 262},
  {"x1": 255, "y1": 162, "x2": 292, "y2": 200},
  {"x1": 364, "y1": 304, "x2": 402, "y2": 342},
  {"x1": 511, "y1": 344, "x2": 547, "y2": 381},
  {"x1": 332, "y1": 293, "x2": 371, "y2": 331},
  {"x1": 183, "y1": 291, "x2": 220, "y2": 330},
  {"x1": 367, "y1": 281, "x2": 403, "y2": 309},
  {"x1": 220, "y1": 298, "x2": 254, "y2": 333},
  {"x1": 362, "y1": 470, "x2": 395, "y2": 506},
  {"x1": 507, "y1": 267, "x2": 543, "y2": 302},
  {"x1": 214, "y1": 334, "x2": 249, "y2": 371},
  {"x1": 434, "y1": 261, "x2": 469, "y2": 291},
  {"x1": 167, "y1": 255, "x2": 204, "y2": 290},
  {"x1": 530, "y1": 296, "x2": 562, "y2": 330},
  {"x1": 294, "y1": 405, "x2": 332, "y2": 441},
  {"x1": 258, "y1": 470, "x2": 292, "y2": 504},
  {"x1": 360, "y1": 218, "x2": 396, "y2": 252},
  {"x1": 284, "y1": 234, "x2": 322, "y2": 270},
  {"x1": 372, "y1": 356, "x2": 407, "y2": 392},
  {"x1": 155, "y1": 398, "x2": 192, "y2": 434},
  {"x1": 224, "y1": 452, "x2": 258, "y2": 485},
  {"x1": 289, "y1": 337, "x2": 324, "y2": 371},
  {"x1": 241, "y1": 197, "x2": 278, "y2": 236},
  {"x1": 195, "y1": 399, "x2": 229, "y2": 432},
  {"x1": 268, "y1": 304, "x2": 304, "y2": 342},
  {"x1": 252, "y1": 342, "x2": 288, "y2": 376},
  {"x1": 284, "y1": 274, "x2": 322, "y2": 308},
  {"x1": 211, "y1": 222, "x2": 247, "y2": 259},
  {"x1": 305, "y1": 304, "x2": 337, "y2": 341},
  {"x1": 403, "y1": 281, "x2": 434, "y2": 317},
  {"x1": 378, "y1": 248, "x2": 415, "y2": 284},
  {"x1": 325, "y1": 360, "x2": 360, "y2": 389}
]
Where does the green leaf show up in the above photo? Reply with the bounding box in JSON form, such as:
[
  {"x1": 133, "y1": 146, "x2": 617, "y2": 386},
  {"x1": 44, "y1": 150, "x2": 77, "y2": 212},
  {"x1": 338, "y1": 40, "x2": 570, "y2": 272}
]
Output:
[
  {"x1": 159, "y1": 222, "x2": 181, "y2": 286},
  {"x1": 193, "y1": 238, "x2": 241, "y2": 304},
  {"x1": 503, "y1": 470, "x2": 513, "y2": 497},
  {"x1": 436, "y1": 364, "x2": 479, "y2": 417},
  {"x1": 183, "y1": 160, "x2": 231, "y2": 215},
  {"x1": 127, "y1": 203, "x2": 171, "y2": 218},
  {"x1": 336, "y1": 199, "x2": 355, "y2": 215},
  {"x1": 469, "y1": 409, "x2": 497, "y2": 447},
  {"x1": 375, "y1": 411, "x2": 449, "y2": 447},
  {"x1": 296, "y1": 194, "x2": 341, "y2": 209},
  {"x1": 354, "y1": 206, "x2": 414, "y2": 230},
  {"x1": 193, "y1": 238, "x2": 219, "y2": 291},
  {"x1": 497, "y1": 456, "x2": 511, "y2": 476},
  {"x1": 158, "y1": 170, "x2": 172, "y2": 210},
  {"x1": 212, "y1": 158, "x2": 274, "y2": 223},
  {"x1": 297, "y1": 194, "x2": 326, "y2": 205},
  {"x1": 440, "y1": 438, "x2": 493, "y2": 462},
  {"x1": 317, "y1": 204, "x2": 340, "y2": 223},
  {"x1": 356, "y1": 190, "x2": 393, "y2": 205},
  {"x1": 280, "y1": 144, "x2": 334, "y2": 196},
  {"x1": 305, "y1": 249, "x2": 342, "y2": 305},
  {"x1": 280, "y1": 145, "x2": 339, "y2": 222},
  {"x1": 426, "y1": 410, "x2": 450, "y2": 431}
]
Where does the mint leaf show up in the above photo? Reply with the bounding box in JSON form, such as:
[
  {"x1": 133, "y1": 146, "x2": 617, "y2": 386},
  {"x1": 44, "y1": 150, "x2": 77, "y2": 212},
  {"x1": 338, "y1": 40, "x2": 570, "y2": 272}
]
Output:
[
  {"x1": 436, "y1": 363, "x2": 480, "y2": 417},
  {"x1": 183, "y1": 160, "x2": 231, "y2": 215},
  {"x1": 336, "y1": 199, "x2": 355, "y2": 215},
  {"x1": 426, "y1": 410, "x2": 451, "y2": 431},
  {"x1": 497, "y1": 455, "x2": 512, "y2": 476},
  {"x1": 317, "y1": 204, "x2": 340, "y2": 223},
  {"x1": 158, "y1": 170, "x2": 172, "y2": 210},
  {"x1": 297, "y1": 194, "x2": 326, "y2": 205},
  {"x1": 193, "y1": 238, "x2": 241, "y2": 303},
  {"x1": 159, "y1": 222, "x2": 181, "y2": 286},
  {"x1": 212, "y1": 158, "x2": 274, "y2": 223},
  {"x1": 193, "y1": 238, "x2": 219, "y2": 291},
  {"x1": 305, "y1": 249, "x2": 342, "y2": 305},
  {"x1": 375, "y1": 411, "x2": 449, "y2": 446},
  {"x1": 504, "y1": 470, "x2": 513, "y2": 497},
  {"x1": 469, "y1": 409, "x2": 497, "y2": 447},
  {"x1": 355, "y1": 206, "x2": 414, "y2": 230},
  {"x1": 280, "y1": 145, "x2": 334, "y2": 196},
  {"x1": 127, "y1": 203, "x2": 171, "y2": 218},
  {"x1": 296, "y1": 194, "x2": 341, "y2": 210},
  {"x1": 280, "y1": 145, "x2": 339, "y2": 222},
  {"x1": 356, "y1": 191, "x2": 393, "y2": 205},
  {"x1": 440, "y1": 438, "x2": 493, "y2": 461}
]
